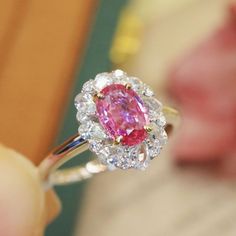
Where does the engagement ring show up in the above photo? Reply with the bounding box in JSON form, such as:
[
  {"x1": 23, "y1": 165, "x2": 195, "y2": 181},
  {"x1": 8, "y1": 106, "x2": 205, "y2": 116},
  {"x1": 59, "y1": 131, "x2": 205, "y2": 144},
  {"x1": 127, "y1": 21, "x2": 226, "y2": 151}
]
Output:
[{"x1": 39, "y1": 70, "x2": 178, "y2": 188}]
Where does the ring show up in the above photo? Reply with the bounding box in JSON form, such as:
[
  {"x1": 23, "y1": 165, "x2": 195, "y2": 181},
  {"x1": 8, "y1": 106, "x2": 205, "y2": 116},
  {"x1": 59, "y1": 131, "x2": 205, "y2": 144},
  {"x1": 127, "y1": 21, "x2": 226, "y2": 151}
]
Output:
[{"x1": 39, "y1": 70, "x2": 179, "y2": 188}]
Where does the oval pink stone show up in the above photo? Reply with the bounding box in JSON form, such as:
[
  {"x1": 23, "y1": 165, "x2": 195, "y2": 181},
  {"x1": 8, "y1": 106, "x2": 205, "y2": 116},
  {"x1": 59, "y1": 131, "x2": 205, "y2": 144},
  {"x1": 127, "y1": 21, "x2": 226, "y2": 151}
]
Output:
[{"x1": 95, "y1": 84, "x2": 149, "y2": 146}]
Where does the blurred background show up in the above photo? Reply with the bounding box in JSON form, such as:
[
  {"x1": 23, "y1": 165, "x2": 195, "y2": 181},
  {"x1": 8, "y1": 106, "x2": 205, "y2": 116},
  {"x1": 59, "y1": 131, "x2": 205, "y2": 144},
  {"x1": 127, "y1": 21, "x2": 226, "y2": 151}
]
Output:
[{"x1": 0, "y1": 0, "x2": 236, "y2": 235}]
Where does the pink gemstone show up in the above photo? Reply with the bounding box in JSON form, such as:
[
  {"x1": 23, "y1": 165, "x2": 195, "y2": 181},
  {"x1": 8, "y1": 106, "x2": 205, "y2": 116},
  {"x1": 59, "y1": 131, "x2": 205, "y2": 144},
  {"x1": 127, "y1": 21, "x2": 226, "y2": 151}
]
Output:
[{"x1": 95, "y1": 84, "x2": 149, "y2": 146}]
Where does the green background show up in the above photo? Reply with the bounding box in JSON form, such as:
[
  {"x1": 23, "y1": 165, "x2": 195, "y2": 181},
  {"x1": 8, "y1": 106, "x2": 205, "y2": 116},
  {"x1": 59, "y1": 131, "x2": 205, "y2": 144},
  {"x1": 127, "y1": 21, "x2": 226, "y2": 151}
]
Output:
[{"x1": 46, "y1": 0, "x2": 127, "y2": 235}]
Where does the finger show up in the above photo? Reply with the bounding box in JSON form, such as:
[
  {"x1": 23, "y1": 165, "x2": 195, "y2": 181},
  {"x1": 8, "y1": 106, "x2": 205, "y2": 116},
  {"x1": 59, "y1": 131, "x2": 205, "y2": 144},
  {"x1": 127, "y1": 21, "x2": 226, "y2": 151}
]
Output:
[
  {"x1": 44, "y1": 190, "x2": 61, "y2": 225},
  {"x1": 0, "y1": 144, "x2": 60, "y2": 236}
]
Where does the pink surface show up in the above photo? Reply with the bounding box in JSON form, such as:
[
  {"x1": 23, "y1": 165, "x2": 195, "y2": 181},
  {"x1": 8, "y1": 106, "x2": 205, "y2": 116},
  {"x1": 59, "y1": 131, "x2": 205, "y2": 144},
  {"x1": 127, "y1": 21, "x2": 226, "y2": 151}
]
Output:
[
  {"x1": 168, "y1": 4, "x2": 236, "y2": 164},
  {"x1": 96, "y1": 84, "x2": 148, "y2": 146}
]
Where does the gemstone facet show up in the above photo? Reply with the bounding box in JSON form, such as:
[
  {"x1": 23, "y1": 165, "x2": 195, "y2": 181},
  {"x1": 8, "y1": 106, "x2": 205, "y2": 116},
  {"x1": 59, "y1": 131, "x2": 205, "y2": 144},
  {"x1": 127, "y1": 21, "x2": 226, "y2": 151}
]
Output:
[
  {"x1": 75, "y1": 70, "x2": 168, "y2": 170},
  {"x1": 75, "y1": 93, "x2": 96, "y2": 122},
  {"x1": 95, "y1": 84, "x2": 149, "y2": 146}
]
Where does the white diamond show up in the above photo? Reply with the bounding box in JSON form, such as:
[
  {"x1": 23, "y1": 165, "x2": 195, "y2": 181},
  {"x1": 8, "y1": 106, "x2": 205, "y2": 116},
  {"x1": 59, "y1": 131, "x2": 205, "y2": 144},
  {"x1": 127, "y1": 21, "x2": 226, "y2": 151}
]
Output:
[
  {"x1": 90, "y1": 123, "x2": 107, "y2": 140},
  {"x1": 155, "y1": 113, "x2": 167, "y2": 127},
  {"x1": 78, "y1": 122, "x2": 91, "y2": 139},
  {"x1": 118, "y1": 158, "x2": 134, "y2": 169},
  {"x1": 134, "y1": 144, "x2": 150, "y2": 170},
  {"x1": 146, "y1": 134, "x2": 161, "y2": 159},
  {"x1": 125, "y1": 77, "x2": 154, "y2": 97},
  {"x1": 76, "y1": 112, "x2": 89, "y2": 123},
  {"x1": 122, "y1": 145, "x2": 141, "y2": 169},
  {"x1": 74, "y1": 93, "x2": 94, "y2": 111},
  {"x1": 159, "y1": 128, "x2": 168, "y2": 145},
  {"x1": 74, "y1": 93, "x2": 96, "y2": 122},
  {"x1": 143, "y1": 85, "x2": 154, "y2": 97},
  {"x1": 98, "y1": 145, "x2": 137, "y2": 170},
  {"x1": 112, "y1": 69, "x2": 127, "y2": 79},
  {"x1": 97, "y1": 146, "x2": 110, "y2": 162},
  {"x1": 79, "y1": 121, "x2": 107, "y2": 140},
  {"x1": 98, "y1": 146, "x2": 123, "y2": 170},
  {"x1": 144, "y1": 97, "x2": 162, "y2": 121},
  {"x1": 126, "y1": 76, "x2": 143, "y2": 91},
  {"x1": 94, "y1": 72, "x2": 112, "y2": 90},
  {"x1": 96, "y1": 142, "x2": 152, "y2": 170},
  {"x1": 106, "y1": 158, "x2": 118, "y2": 170},
  {"x1": 82, "y1": 79, "x2": 96, "y2": 94},
  {"x1": 88, "y1": 140, "x2": 103, "y2": 154},
  {"x1": 146, "y1": 126, "x2": 168, "y2": 159}
]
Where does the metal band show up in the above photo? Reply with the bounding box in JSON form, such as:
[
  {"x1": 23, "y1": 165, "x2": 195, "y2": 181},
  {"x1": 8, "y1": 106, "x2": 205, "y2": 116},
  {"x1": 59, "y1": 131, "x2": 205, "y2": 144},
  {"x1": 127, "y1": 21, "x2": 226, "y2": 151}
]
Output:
[{"x1": 39, "y1": 106, "x2": 179, "y2": 188}]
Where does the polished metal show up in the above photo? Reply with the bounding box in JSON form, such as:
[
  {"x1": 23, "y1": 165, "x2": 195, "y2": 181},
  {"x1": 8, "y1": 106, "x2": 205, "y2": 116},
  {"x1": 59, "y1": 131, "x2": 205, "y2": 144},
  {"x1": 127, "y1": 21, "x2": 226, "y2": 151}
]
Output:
[
  {"x1": 39, "y1": 106, "x2": 179, "y2": 188},
  {"x1": 39, "y1": 135, "x2": 107, "y2": 188}
]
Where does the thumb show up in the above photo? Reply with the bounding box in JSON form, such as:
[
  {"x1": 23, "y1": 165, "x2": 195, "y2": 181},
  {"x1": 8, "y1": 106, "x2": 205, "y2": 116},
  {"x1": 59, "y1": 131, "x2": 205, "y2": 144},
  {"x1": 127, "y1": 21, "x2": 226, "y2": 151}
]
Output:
[{"x1": 0, "y1": 144, "x2": 61, "y2": 236}]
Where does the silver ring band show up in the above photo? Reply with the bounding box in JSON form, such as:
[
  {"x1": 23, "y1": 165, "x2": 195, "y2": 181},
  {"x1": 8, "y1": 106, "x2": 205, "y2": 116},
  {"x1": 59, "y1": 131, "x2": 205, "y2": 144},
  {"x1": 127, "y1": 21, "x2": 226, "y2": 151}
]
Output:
[{"x1": 39, "y1": 106, "x2": 179, "y2": 188}]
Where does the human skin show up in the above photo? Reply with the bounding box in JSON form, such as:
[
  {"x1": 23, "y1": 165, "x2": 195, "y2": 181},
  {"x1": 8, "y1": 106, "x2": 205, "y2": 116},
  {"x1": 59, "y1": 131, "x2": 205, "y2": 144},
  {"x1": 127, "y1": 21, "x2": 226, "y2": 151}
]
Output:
[{"x1": 0, "y1": 144, "x2": 61, "y2": 236}]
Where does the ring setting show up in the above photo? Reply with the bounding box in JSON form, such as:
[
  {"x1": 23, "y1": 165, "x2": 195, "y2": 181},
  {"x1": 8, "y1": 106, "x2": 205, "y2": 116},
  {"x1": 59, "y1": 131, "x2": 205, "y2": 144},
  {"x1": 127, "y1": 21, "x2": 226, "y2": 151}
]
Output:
[{"x1": 74, "y1": 69, "x2": 168, "y2": 170}]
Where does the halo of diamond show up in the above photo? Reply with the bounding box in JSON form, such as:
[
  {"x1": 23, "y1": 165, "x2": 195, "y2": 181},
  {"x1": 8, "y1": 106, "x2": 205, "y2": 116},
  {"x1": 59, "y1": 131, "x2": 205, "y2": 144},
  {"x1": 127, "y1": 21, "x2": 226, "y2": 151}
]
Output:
[{"x1": 74, "y1": 70, "x2": 168, "y2": 170}]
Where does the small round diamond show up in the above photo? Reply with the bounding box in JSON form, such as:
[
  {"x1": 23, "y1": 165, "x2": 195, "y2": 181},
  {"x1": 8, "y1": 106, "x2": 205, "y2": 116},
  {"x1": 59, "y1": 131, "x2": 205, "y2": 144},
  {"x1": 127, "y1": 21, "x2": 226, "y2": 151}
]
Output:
[
  {"x1": 94, "y1": 72, "x2": 112, "y2": 90},
  {"x1": 159, "y1": 128, "x2": 168, "y2": 145},
  {"x1": 88, "y1": 140, "x2": 104, "y2": 154},
  {"x1": 98, "y1": 145, "x2": 143, "y2": 170},
  {"x1": 155, "y1": 113, "x2": 167, "y2": 127},
  {"x1": 98, "y1": 146, "x2": 122, "y2": 170},
  {"x1": 78, "y1": 122, "x2": 90, "y2": 139},
  {"x1": 125, "y1": 76, "x2": 143, "y2": 91},
  {"x1": 118, "y1": 146, "x2": 139, "y2": 169},
  {"x1": 82, "y1": 79, "x2": 96, "y2": 94},
  {"x1": 146, "y1": 136, "x2": 161, "y2": 159},
  {"x1": 75, "y1": 93, "x2": 96, "y2": 122},
  {"x1": 79, "y1": 121, "x2": 107, "y2": 140},
  {"x1": 134, "y1": 146, "x2": 150, "y2": 170},
  {"x1": 142, "y1": 85, "x2": 154, "y2": 97},
  {"x1": 106, "y1": 158, "x2": 118, "y2": 170},
  {"x1": 144, "y1": 97, "x2": 162, "y2": 121},
  {"x1": 111, "y1": 69, "x2": 127, "y2": 79},
  {"x1": 146, "y1": 126, "x2": 168, "y2": 159}
]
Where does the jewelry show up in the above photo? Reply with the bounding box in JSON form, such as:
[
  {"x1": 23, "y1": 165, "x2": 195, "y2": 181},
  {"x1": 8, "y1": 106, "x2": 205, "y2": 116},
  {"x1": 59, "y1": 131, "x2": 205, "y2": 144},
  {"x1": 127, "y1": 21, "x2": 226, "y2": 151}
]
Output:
[{"x1": 39, "y1": 70, "x2": 178, "y2": 188}]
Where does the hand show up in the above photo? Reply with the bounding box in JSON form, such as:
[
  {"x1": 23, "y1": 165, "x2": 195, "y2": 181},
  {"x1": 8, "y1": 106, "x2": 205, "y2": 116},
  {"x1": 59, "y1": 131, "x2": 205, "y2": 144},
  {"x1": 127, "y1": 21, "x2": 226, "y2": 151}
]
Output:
[{"x1": 0, "y1": 144, "x2": 61, "y2": 236}]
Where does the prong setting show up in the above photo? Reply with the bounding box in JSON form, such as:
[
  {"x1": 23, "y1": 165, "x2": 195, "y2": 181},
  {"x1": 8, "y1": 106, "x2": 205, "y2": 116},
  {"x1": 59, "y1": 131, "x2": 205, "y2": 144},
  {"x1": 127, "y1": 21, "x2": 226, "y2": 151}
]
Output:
[
  {"x1": 144, "y1": 125, "x2": 153, "y2": 133},
  {"x1": 125, "y1": 83, "x2": 132, "y2": 90},
  {"x1": 93, "y1": 92, "x2": 104, "y2": 101},
  {"x1": 75, "y1": 69, "x2": 168, "y2": 170},
  {"x1": 114, "y1": 136, "x2": 123, "y2": 145}
]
